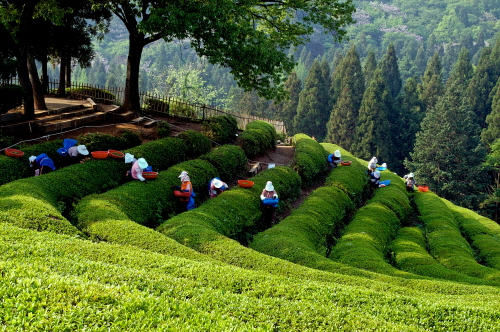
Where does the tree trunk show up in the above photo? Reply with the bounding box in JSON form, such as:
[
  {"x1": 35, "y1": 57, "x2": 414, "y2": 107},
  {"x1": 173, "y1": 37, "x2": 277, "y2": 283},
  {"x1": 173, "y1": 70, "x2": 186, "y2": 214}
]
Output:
[
  {"x1": 122, "y1": 32, "x2": 145, "y2": 113},
  {"x1": 41, "y1": 54, "x2": 48, "y2": 94},
  {"x1": 57, "y1": 46, "x2": 66, "y2": 96},
  {"x1": 17, "y1": 0, "x2": 37, "y2": 120},
  {"x1": 28, "y1": 51, "x2": 48, "y2": 110},
  {"x1": 66, "y1": 50, "x2": 71, "y2": 88}
]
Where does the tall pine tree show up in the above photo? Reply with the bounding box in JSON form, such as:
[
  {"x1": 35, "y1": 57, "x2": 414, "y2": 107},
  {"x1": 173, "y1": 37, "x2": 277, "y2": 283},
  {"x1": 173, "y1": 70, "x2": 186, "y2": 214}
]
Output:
[
  {"x1": 352, "y1": 68, "x2": 395, "y2": 165},
  {"x1": 293, "y1": 60, "x2": 330, "y2": 140},
  {"x1": 330, "y1": 45, "x2": 364, "y2": 109},
  {"x1": 275, "y1": 72, "x2": 302, "y2": 135},
  {"x1": 379, "y1": 43, "x2": 402, "y2": 100},
  {"x1": 407, "y1": 49, "x2": 487, "y2": 209},
  {"x1": 418, "y1": 52, "x2": 444, "y2": 112},
  {"x1": 363, "y1": 49, "x2": 377, "y2": 87},
  {"x1": 482, "y1": 77, "x2": 500, "y2": 146},
  {"x1": 325, "y1": 86, "x2": 358, "y2": 150}
]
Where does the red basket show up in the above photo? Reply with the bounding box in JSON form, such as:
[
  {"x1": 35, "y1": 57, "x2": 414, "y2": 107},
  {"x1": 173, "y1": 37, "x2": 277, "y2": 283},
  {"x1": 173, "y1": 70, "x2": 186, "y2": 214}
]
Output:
[
  {"x1": 174, "y1": 190, "x2": 191, "y2": 198},
  {"x1": 5, "y1": 148, "x2": 24, "y2": 158},
  {"x1": 418, "y1": 185, "x2": 429, "y2": 192},
  {"x1": 142, "y1": 171, "x2": 158, "y2": 179},
  {"x1": 238, "y1": 180, "x2": 254, "y2": 188},
  {"x1": 340, "y1": 160, "x2": 352, "y2": 166},
  {"x1": 108, "y1": 150, "x2": 124, "y2": 159},
  {"x1": 91, "y1": 151, "x2": 109, "y2": 159}
]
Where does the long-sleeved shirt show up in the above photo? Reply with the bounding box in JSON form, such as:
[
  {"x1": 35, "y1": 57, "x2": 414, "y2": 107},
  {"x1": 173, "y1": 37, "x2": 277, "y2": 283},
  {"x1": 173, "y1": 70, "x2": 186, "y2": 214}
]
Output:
[{"x1": 131, "y1": 160, "x2": 145, "y2": 181}]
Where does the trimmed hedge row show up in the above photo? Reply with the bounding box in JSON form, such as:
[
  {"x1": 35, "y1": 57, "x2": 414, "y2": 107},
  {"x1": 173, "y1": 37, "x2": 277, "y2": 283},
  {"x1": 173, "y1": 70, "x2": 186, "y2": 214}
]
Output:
[
  {"x1": 414, "y1": 191, "x2": 500, "y2": 282},
  {"x1": 74, "y1": 145, "x2": 247, "y2": 260},
  {"x1": 0, "y1": 131, "x2": 143, "y2": 186},
  {"x1": 328, "y1": 172, "x2": 413, "y2": 276},
  {"x1": 202, "y1": 115, "x2": 239, "y2": 145},
  {"x1": 290, "y1": 134, "x2": 329, "y2": 185},
  {"x1": 0, "y1": 137, "x2": 188, "y2": 235},
  {"x1": 176, "y1": 130, "x2": 212, "y2": 158},
  {"x1": 5, "y1": 222, "x2": 500, "y2": 331},
  {"x1": 237, "y1": 120, "x2": 276, "y2": 158},
  {"x1": 391, "y1": 226, "x2": 500, "y2": 286},
  {"x1": 444, "y1": 199, "x2": 500, "y2": 271}
]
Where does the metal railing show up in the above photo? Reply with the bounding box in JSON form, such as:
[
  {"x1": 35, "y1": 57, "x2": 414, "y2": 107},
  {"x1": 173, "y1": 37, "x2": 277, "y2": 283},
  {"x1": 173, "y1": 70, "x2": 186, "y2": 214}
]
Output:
[{"x1": 6, "y1": 77, "x2": 286, "y2": 133}]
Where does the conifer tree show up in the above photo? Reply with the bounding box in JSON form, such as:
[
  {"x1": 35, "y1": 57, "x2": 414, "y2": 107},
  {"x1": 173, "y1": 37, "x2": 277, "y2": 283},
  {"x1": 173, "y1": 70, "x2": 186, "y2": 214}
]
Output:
[
  {"x1": 395, "y1": 77, "x2": 424, "y2": 170},
  {"x1": 325, "y1": 86, "x2": 357, "y2": 149},
  {"x1": 330, "y1": 45, "x2": 364, "y2": 111},
  {"x1": 275, "y1": 72, "x2": 302, "y2": 135},
  {"x1": 418, "y1": 52, "x2": 444, "y2": 112},
  {"x1": 293, "y1": 60, "x2": 330, "y2": 140},
  {"x1": 363, "y1": 49, "x2": 377, "y2": 87},
  {"x1": 352, "y1": 68, "x2": 394, "y2": 164},
  {"x1": 465, "y1": 46, "x2": 496, "y2": 128},
  {"x1": 413, "y1": 45, "x2": 427, "y2": 78},
  {"x1": 379, "y1": 43, "x2": 402, "y2": 100},
  {"x1": 407, "y1": 51, "x2": 488, "y2": 208},
  {"x1": 482, "y1": 77, "x2": 500, "y2": 146}
]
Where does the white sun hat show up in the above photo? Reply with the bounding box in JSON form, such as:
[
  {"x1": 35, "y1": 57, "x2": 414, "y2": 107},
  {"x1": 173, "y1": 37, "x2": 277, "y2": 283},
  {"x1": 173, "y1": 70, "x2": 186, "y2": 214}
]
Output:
[
  {"x1": 213, "y1": 179, "x2": 223, "y2": 188},
  {"x1": 265, "y1": 181, "x2": 274, "y2": 192},
  {"x1": 77, "y1": 145, "x2": 89, "y2": 155},
  {"x1": 29, "y1": 155, "x2": 36, "y2": 164},
  {"x1": 334, "y1": 150, "x2": 341, "y2": 157},
  {"x1": 178, "y1": 170, "x2": 188, "y2": 178},
  {"x1": 381, "y1": 163, "x2": 387, "y2": 168},
  {"x1": 409, "y1": 173, "x2": 414, "y2": 178},
  {"x1": 124, "y1": 153, "x2": 135, "y2": 164},
  {"x1": 137, "y1": 158, "x2": 148, "y2": 169}
]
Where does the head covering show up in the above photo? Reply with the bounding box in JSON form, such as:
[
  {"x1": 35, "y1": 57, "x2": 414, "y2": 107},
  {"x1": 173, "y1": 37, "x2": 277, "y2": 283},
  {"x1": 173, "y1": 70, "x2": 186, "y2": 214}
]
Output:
[
  {"x1": 77, "y1": 145, "x2": 89, "y2": 155},
  {"x1": 213, "y1": 179, "x2": 223, "y2": 188},
  {"x1": 409, "y1": 173, "x2": 414, "y2": 178},
  {"x1": 373, "y1": 171, "x2": 380, "y2": 179},
  {"x1": 381, "y1": 163, "x2": 387, "y2": 168},
  {"x1": 137, "y1": 158, "x2": 148, "y2": 169},
  {"x1": 178, "y1": 170, "x2": 190, "y2": 182},
  {"x1": 265, "y1": 181, "x2": 274, "y2": 192},
  {"x1": 334, "y1": 150, "x2": 341, "y2": 158},
  {"x1": 29, "y1": 155, "x2": 36, "y2": 163},
  {"x1": 371, "y1": 157, "x2": 378, "y2": 163},
  {"x1": 125, "y1": 153, "x2": 135, "y2": 164}
]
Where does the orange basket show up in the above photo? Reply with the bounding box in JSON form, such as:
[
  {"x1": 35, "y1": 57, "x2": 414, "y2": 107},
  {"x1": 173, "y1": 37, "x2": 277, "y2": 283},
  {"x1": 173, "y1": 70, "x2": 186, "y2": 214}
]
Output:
[
  {"x1": 174, "y1": 190, "x2": 191, "y2": 198},
  {"x1": 238, "y1": 180, "x2": 254, "y2": 188},
  {"x1": 91, "y1": 151, "x2": 109, "y2": 159},
  {"x1": 142, "y1": 171, "x2": 158, "y2": 179},
  {"x1": 340, "y1": 160, "x2": 352, "y2": 166},
  {"x1": 5, "y1": 148, "x2": 24, "y2": 158},
  {"x1": 108, "y1": 150, "x2": 125, "y2": 159},
  {"x1": 418, "y1": 185, "x2": 429, "y2": 192}
]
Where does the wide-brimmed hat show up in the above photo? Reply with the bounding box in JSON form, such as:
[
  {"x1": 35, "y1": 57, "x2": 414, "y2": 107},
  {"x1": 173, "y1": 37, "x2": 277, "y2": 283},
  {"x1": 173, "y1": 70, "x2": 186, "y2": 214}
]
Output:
[
  {"x1": 381, "y1": 163, "x2": 387, "y2": 168},
  {"x1": 409, "y1": 173, "x2": 414, "y2": 178},
  {"x1": 265, "y1": 181, "x2": 274, "y2": 192},
  {"x1": 124, "y1": 153, "x2": 135, "y2": 164},
  {"x1": 334, "y1": 150, "x2": 341, "y2": 157},
  {"x1": 178, "y1": 171, "x2": 188, "y2": 178},
  {"x1": 29, "y1": 155, "x2": 36, "y2": 163},
  {"x1": 374, "y1": 171, "x2": 381, "y2": 179},
  {"x1": 213, "y1": 179, "x2": 223, "y2": 188},
  {"x1": 77, "y1": 145, "x2": 89, "y2": 155},
  {"x1": 137, "y1": 158, "x2": 148, "y2": 169}
]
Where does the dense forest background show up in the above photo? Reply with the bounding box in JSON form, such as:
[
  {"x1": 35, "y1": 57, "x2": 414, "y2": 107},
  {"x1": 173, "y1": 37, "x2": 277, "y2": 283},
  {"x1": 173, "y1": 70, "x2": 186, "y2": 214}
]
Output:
[{"x1": 40, "y1": 0, "x2": 500, "y2": 218}]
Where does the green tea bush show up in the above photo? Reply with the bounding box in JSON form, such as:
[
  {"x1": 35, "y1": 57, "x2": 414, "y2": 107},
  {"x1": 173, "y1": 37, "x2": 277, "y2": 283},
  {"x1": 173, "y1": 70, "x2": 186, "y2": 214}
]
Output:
[
  {"x1": 414, "y1": 191, "x2": 500, "y2": 282},
  {"x1": 0, "y1": 84, "x2": 23, "y2": 114},
  {"x1": 202, "y1": 115, "x2": 239, "y2": 144},
  {"x1": 177, "y1": 130, "x2": 212, "y2": 158},
  {"x1": 156, "y1": 121, "x2": 171, "y2": 138},
  {"x1": 237, "y1": 128, "x2": 267, "y2": 158},
  {"x1": 291, "y1": 134, "x2": 329, "y2": 184},
  {"x1": 77, "y1": 130, "x2": 141, "y2": 152},
  {"x1": 199, "y1": 145, "x2": 246, "y2": 180},
  {"x1": 246, "y1": 120, "x2": 276, "y2": 149},
  {"x1": 126, "y1": 137, "x2": 187, "y2": 172}
]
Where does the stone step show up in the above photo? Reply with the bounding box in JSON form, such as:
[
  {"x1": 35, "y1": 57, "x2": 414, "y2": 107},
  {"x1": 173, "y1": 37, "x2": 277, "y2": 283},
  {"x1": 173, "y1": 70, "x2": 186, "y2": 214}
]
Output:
[
  {"x1": 143, "y1": 120, "x2": 157, "y2": 128},
  {"x1": 111, "y1": 111, "x2": 135, "y2": 121},
  {"x1": 38, "y1": 111, "x2": 106, "y2": 132},
  {"x1": 34, "y1": 104, "x2": 86, "y2": 117},
  {"x1": 35, "y1": 107, "x2": 96, "y2": 124}
]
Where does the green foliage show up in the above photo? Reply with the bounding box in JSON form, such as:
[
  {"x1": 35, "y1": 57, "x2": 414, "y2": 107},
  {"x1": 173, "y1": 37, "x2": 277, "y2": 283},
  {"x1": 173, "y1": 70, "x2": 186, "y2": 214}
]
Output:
[
  {"x1": 482, "y1": 77, "x2": 500, "y2": 145},
  {"x1": 246, "y1": 120, "x2": 276, "y2": 149},
  {"x1": 66, "y1": 87, "x2": 117, "y2": 103},
  {"x1": 291, "y1": 134, "x2": 329, "y2": 185},
  {"x1": 0, "y1": 84, "x2": 23, "y2": 114},
  {"x1": 144, "y1": 97, "x2": 197, "y2": 118},
  {"x1": 199, "y1": 145, "x2": 246, "y2": 180},
  {"x1": 77, "y1": 130, "x2": 141, "y2": 152},
  {"x1": 156, "y1": 121, "x2": 171, "y2": 138},
  {"x1": 238, "y1": 120, "x2": 276, "y2": 158},
  {"x1": 202, "y1": 115, "x2": 239, "y2": 144},
  {"x1": 126, "y1": 137, "x2": 187, "y2": 172},
  {"x1": 177, "y1": 130, "x2": 212, "y2": 158}
]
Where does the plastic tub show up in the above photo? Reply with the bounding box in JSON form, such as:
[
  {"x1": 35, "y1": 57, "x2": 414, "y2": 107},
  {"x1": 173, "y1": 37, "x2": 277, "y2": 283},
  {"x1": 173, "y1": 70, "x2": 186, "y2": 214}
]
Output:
[
  {"x1": 377, "y1": 167, "x2": 387, "y2": 171},
  {"x1": 108, "y1": 150, "x2": 125, "y2": 159},
  {"x1": 142, "y1": 171, "x2": 158, "y2": 179},
  {"x1": 418, "y1": 185, "x2": 429, "y2": 192},
  {"x1": 238, "y1": 180, "x2": 254, "y2": 188},
  {"x1": 174, "y1": 190, "x2": 191, "y2": 198},
  {"x1": 91, "y1": 151, "x2": 109, "y2": 159},
  {"x1": 5, "y1": 148, "x2": 24, "y2": 158},
  {"x1": 340, "y1": 160, "x2": 352, "y2": 166},
  {"x1": 262, "y1": 198, "x2": 279, "y2": 206}
]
